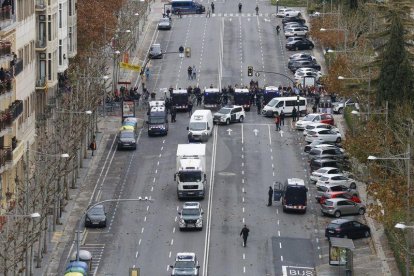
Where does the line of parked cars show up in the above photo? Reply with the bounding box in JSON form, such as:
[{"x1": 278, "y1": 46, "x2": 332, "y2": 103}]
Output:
[{"x1": 297, "y1": 117, "x2": 371, "y2": 240}]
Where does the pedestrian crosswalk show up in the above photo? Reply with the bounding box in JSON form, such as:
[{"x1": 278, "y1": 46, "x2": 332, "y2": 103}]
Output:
[{"x1": 177, "y1": 12, "x2": 274, "y2": 18}]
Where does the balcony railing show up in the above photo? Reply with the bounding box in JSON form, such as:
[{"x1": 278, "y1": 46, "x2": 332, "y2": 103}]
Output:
[
  {"x1": 0, "y1": 146, "x2": 13, "y2": 170},
  {"x1": 11, "y1": 58, "x2": 22, "y2": 76},
  {"x1": 36, "y1": 38, "x2": 46, "y2": 49},
  {"x1": 0, "y1": 100, "x2": 23, "y2": 132},
  {"x1": 35, "y1": 0, "x2": 46, "y2": 10},
  {"x1": 0, "y1": 40, "x2": 11, "y2": 56}
]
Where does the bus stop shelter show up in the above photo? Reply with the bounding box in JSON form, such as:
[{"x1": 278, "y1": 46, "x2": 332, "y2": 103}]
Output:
[{"x1": 329, "y1": 237, "x2": 355, "y2": 276}]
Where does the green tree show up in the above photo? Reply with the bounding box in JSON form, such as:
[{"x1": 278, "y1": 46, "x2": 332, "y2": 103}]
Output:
[{"x1": 370, "y1": 1, "x2": 414, "y2": 108}]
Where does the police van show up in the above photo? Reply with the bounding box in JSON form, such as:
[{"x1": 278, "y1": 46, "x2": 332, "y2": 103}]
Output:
[
  {"x1": 187, "y1": 110, "x2": 213, "y2": 142},
  {"x1": 147, "y1": 102, "x2": 168, "y2": 136},
  {"x1": 281, "y1": 178, "x2": 308, "y2": 213}
]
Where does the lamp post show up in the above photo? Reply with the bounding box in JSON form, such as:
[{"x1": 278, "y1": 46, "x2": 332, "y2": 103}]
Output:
[
  {"x1": 276, "y1": 0, "x2": 279, "y2": 14},
  {"x1": 338, "y1": 70, "x2": 371, "y2": 116},
  {"x1": 368, "y1": 143, "x2": 412, "y2": 276},
  {"x1": 75, "y1": 197, "x2": 152, "y2": 262},
  {"x1": 350, "y1": 101, "x2": 388, "y2": 124},
  {"x1": 320, "y1": 28, "x2": 347, "y2": 53}
]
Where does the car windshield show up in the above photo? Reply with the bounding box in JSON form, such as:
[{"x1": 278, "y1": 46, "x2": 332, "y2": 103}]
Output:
[
  {"x1": 179, "y1": 171, "x2": 202, "y2": 182},
  {"x1": 324, "y1": 200, "x2": 334, "y2": 206},
  {"x1": 320, "y1": 176, "x2": 329, "y2": 181},
  {"x1": 120, "y1": 132, "x2": 134, "y2": 138},
  {"x1": 148, "y1": 117, "x2": 165, "y2": 124},
  {"x1": 182, "y1": 209, "x2": 200, "y2": 216},
  {"x1": 328, "y1": 222, "x2": 340, "y2": 228},
  {"x1": 316, "y1": 168, "x2": 329, "y2": 174},
  {"x1": 303, "y1": 114, "x2": 317, "y2": 121},
  {"x1": 88, "y1": 207, "x2": 104, "y2": 215},
  {"x1": 218, "y1": 108, "x2": 231, "y2": 114},
  {"x1": 189, "y1": 122, "x2": 207, "y2": 131},
  {"x1": 159, "y1": 18, "x2": 169, "y2": 23},
  {"x1": 174, "y1": 261, "x2": 195, "y2": 269},
  {"x1": 267, "y1": 98, "x2": 278, "y2": 106},
  {"x1": 309, "y1": 149, "x2": 321, "y2": 155}
]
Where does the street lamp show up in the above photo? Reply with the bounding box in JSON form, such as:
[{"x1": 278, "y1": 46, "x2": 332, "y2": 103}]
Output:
[
  {"x1": 369, "y1": 148, "x2": 412, "y2": 276},
  {"x1": 338, "y1": 70, "x2": 372, "y2": 116},
  {"x1": 351, "y1": 101, "x2": 388, "y2": 124},
  {"x1": 395, "y1": 223, "x2": 414, "y2": 230},
  {"x1": 276, "y1": 0, "x2": 279, "y2": 14},
  {"x1": 75, "y1": 197, "x2": 153, "y2": 262},
  {"x1": 320, "y1": 28, "x2": 347, "y2": 52}
]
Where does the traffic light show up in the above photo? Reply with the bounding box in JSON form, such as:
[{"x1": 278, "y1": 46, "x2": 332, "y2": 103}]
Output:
[
  {"x1": 179, "y1": 46, "x2": 184, "y2": 53},
  {"x1": 247, "y1": 66, "x2": 253, "y2": 77},
  {"x1": 185, "y1": 47, "x2": 191, "y2": 57}
]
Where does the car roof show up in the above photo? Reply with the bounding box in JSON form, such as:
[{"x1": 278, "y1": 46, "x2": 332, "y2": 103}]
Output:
[
  {"x1": 326, "y1": 191, "x2": 351, "y2": 196},
  {"x1": 326, "y1": 198, "x2": 351, "y2": 203},
  {"x1": 316, "y1": 167, "x2": 339, "y2": 171},
  {"x1": 183, "y1": 202, "x2": 200, "y2": 209},
  {"x1": 320, "y1": 174, "x2": 345, "y2": 179},
  {"x1": 176, "y1": 252, "x2": 196, "y2": 260},
  {"x1": 330, "y1": 218, "x2": 351, "y2": 224}
]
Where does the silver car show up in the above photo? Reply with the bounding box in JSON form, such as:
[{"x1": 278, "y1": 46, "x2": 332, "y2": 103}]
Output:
[{"x1": 321, "y1": 198, "x2": 366, "y2": 218}]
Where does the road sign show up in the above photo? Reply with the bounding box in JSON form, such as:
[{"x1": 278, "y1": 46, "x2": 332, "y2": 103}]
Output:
[
  {"x1": 255, "y1": 72, "x2": 260, "y2": 77},
  {"x1": 282, "y1": 266, "x2": 315, "y2": 276}
]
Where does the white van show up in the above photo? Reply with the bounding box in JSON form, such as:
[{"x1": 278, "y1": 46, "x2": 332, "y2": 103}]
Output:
[
  {"x1": 262, "y1": 96, "x2": 307, "y2": 117},
  {"x1": 187, "y1": 110, "x2": 213, "y2": 142}
]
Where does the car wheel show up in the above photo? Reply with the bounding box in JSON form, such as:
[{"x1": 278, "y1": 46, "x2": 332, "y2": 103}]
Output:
[
  {"x1": 309, "y1": 45, "x2": 314, "y2": 50},
  {"x1": 338, "y1": 107, "x2": 343, "y2": 114},
  {"x1": 239, "y1": 115, "x2": 244, "y2": 123},
  {"x1": 226, "y1": 119, "x2": 230, "y2": 125},
  {"x1": 350, "y1": 182, "x2": 356, "y2": 189},
  {"x1": 358, "y1": 208, "x2": 365, "y2": 215},
  {"x1": 364, "y1": 230, "x2": 370, "y2": 238},
  {"x1": 295, "y1": 46, "x2": 299, "y2": 51},
  {"x1": 334, "y1": 211, "x2": 341, "y2": 218},
  {"x1": 336, "y1": 137, "x2": 342, "y2": 143}
]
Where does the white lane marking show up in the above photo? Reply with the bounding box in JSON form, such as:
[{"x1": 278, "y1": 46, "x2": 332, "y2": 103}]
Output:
[
  {"x1": 242, "y1": 178, "x2": 244, "y2": 184},
  {"x1": 273, "y1": 171, "x2": 275, "y2": 176},
  {"x1": 175, "y1": 216, "x2": 178, "y2": 222},
  {"x1": 157, "y1": 161, "x2": 160, "y2": 166},
  {"x1": 161, "y1": 146, "x2": 164, "y2": 151},
  {"x1": 276, "y1": 209, "x2": 279, "y2": 214},
  {"x1": 159, "y1": 153, "x2": 162, "y2": 158},
  {"x1": 146, "y1": 206, "x2": 149, "y2": 211},
  {"x1": 242, "y1": 170, "x2": 244, "y2": 175},
  {"x1": 271, "y1": 156, "x2": 273, "y2": 160},
  {"x1": 277, "y1": 220, "x2": 280, "y2": 225},
  {"x1": 272, "y1": 164, "x2": 274, "y2": 168},
  {"x1": 141, "y1": 228, "x2": 144, "y2": 234},
  {"x1": 242, "y1": 187, "x2": 245, "y2": 193},
  {"x1": 316, "y1": 238, "x2": 319, "y2": 243},
  {"x1": 242, "y1": 197, "x2": 245, "y2": 202},
  {"x1": 243, "y1": 266, "x2": 246, "y2": 273},
  {"x1": 241, "y1": 124, "x2": 244, "y2": 144},
  {"x1": 270, "y1": 148, "x2": 272, "y2": 152},
  {"x1": 136, "y1": 251, "x2": 139, "y2": 258},
  {"x1": 166, "y1": 265, "x2": 170, "y2": 271},
  {"x1": 242, "y1": 162, "x2": 244, "y2": 167},
  {"x1": 268, "y1": 124, "x2": 272, "y2": 145},
  {"x1": 279, "y1": 242, "x2": 282, "y2": 249},
  {"x1": 169, "y1": 251, "x2": 172, "y2": 258},
  {"x1": 171, "y1": 239, "x2": 174, "y2": 245},
  {"x1": 139, "y1": 239, "x2": 141, "y2": 245},
  {"x1": 243, "y1": 217, "x2": 245, "y2": 223},
  {"x1": 153, "y1": 177, "x2": 156, "y2": 183},
  {"x1": 281, "y1": 255, "x2": 284, "y2": 262},
  {"x1": 155, "y1": 169, "x2": 158, "y2": 174},
  {"x1": 243, "y1": 253, "x2": 245, "y2": 260},
  {"x1": 173, "y1": 227, "x2": 176, "y2": 233},
  {"x1": 278, "y1": 230, "x2": 281, "y2": 236},
  {"x1": 151, "y1": 186, "x2": 154, "y2": 192},
  {"x1": 144, "y1": 216, "x2": 147, "y2": 222},
  {"x1": 242, "y1": 154, "x2": 244, "y2": 159},
  {"x1": 242, "y1": 207, "x2": 245, "y2": 213}
]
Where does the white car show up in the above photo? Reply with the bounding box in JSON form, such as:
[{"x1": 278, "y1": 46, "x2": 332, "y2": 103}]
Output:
[
  {"x1": 213, "y1": 105, "x2": 245, "y2": 125},
  {"x1": 295, "y1": 113, "x2": 334, "y2": 130},
  {"x1": 295, "y1": 67, "x2": 321, "y2": 74},
  {"x1": 316, "y1": 174, "x2": 357, "y2": 190},
  {"x1": 332, "y1": 98, "x2": 359, "y2": 114},
  {"x1": 284, "y1": 27, "x2": 308, "y2": 37},
  {"x1": 310, "y1": 167, "x2": 343, "y2": 183},
  {"x1": 294, "y1": 70, "x2": 323, "y2": 82},
  {"x1": 303, "y1": 123, "x2": 339, "y2": 136},
  {"x1": 277, "y1": 8, "x2": 301, "y2": 17},
  {"x1": 305, "y1": 128, "x2": 342, "y2": 143}
]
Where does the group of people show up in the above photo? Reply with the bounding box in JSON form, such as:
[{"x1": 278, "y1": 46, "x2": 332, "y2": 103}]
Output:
[{"x1": 187, "y1": 65, "x2": 197, "y2": 80}]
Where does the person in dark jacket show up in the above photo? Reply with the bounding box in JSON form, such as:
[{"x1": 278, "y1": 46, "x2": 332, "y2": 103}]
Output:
[
  {"x1": 188, "y1": 101, "x2": 193, "y2": 117},
  {"x1": 170, "y1": 106, "x2": 176, "y2": 122},
  {"x1": 292, "y1": 107, "x2": 297, "y2": 122},
  {"x1": 280, "y1": 110, "x2": 285, "y2": 126},
  {"x1": 267, "y1": 186, "x2": 273, "y2": 206},
  {"x1": 240, "y1": 225, "x2": 250, "y2": 247}
]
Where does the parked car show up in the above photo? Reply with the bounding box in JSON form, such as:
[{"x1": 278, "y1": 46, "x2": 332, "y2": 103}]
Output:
[
  {"x1": 277, "y1": 8, "x2": 301, "y2": 17},
  {"x1": 284, "y1": 22, "x2": 308, "y2": 30},
  {"x1": 158, "y1": 17, "x2": 172, "y2": 30},
  {"x1": 286, "y1": 36, "x2": 307, "y2": 44},
  {"x1": 305, "y1": 129, "x2": 342, "y2": 143},
  {"x1": 321, "y1": 198, "x2": 366, "y2": 217},
  {"x1": 289, "y1": 60, "x2": 321, "y2": 73},
  {"x1": 316, "y1": 174, "x2": 357, "y2": 189},
  {"x1": 282, "y1": 16, "x2": 306, "y2": 25},
  {"x1": 289, "y1": 53, "x2": 315, "y2": 61},
  {"x1": 286, "y1": 39, "x2": 314, "y2": 51},
  {"x1": 308, "y1": 146, "x2": 347, "y2": 162},
  {"x1": 148, "y1": 43, "x2": 163, "y2": 59},
  {"x1": 332, "y1": 98, "x2": 359, "y2": 114},
  {"x1": 295, "y1": 70, "x2": 323, "y2": 82},
  {"x1": 284, "y1": 27, "x2": 308, "y2": 37},
  {"x1": 85, "y1": 205, "x2": 107, "y2": 228},
  {"x1": 325, "y1": 219, "x2": 371, "y2": 239},
  {"x1": 213, "y1": 105, "x2": 245, "y2": 125},
  {"x1": 295, "y1": 113, "x2": 335, "y2": 130},
  {"x1": 303, "y1": 123, "x2": 338, "y2": 136},
  {"x1": 288, "y1": 57, "x2": 316, "y2": 67},
  {"x1": 309, "y1": 158, "x2": 341, "y2": 172},
  {"x1": 310, "y1": 167, "x2": 344, "y2": 183},
  {"x1": 315, "y1": 183, "x2": 356, "y2": 202},
  {"x1": 304, "y1": 140, "x2": 342, "y2": 153},
  {"x1": 319, "y1": 191, "x2": 361, "y2": 205}
]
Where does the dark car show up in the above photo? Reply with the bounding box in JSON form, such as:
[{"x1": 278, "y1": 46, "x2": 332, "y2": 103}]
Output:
[
  {"x1": 325, "y1": 219, "x2": 370, "y2": 239},
  {"x1": 289, "y1": 60, "x2": 321, "y2": 72},
  {"x1": 286, "y1": 36, "x2": 307, "y2": 44},
  {"x1": 282, "y1": 16, "x2": 306, "y2": 25},
  {"x1": 85, "y1": 205, "x2": 107, "y2": 228},
  {"x1": 117, "y1": 130, "x2": 137, "y2": 150},
  {"x1": 289, "y1": 52, "x2": 314, "y2": 60},
  {"x1": 286, "y1": 39, "x2": 314, "y2": 51}
]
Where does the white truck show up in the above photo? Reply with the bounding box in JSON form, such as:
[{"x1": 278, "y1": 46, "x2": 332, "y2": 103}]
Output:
[{"x1": 175, "y1": 144, "x2": 206, "y2": 199}]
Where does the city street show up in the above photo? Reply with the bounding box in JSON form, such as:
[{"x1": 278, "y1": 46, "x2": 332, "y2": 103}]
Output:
[{"x1": 57, "y1": 1, "x2": 360, "y2": 276}]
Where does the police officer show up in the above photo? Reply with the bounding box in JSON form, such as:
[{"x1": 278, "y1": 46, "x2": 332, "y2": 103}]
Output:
[
  {"x1": 211, "y1": 2, "x2": 215, "y2": 13},
  {"x1": 240, "y1": 225, "x2": 250, "y2": 247},
  {"x1": 256, "y1": 96, "x2": 262, "y2": 115},
  {"x1": 267, "y1": 186, "x2": 273, "y2": 206},
  {"x1": 188, "y1": 100, "x2": 193, "y2": 117}
]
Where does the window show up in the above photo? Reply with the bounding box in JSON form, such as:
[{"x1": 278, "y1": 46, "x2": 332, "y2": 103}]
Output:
[
  {"x1": 69, "y1": 0, "x2": 72, "y2": 16},
  {"x1": 48, "y1": 15, "x2": 52, "y2": 41},
  {"x1": 59, "y1": 4, "x2": 62, "y2": 28},
  {"x1": 59, "y1": 40, "x2": 62, "y2": 65},
  {"x1": 48, "y1": 53, "x2": 52, "y2": 80}
]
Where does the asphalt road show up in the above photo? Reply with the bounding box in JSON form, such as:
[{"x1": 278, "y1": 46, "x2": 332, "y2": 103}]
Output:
[{"x1": 57, "y1": 1, "x2": 366, "y2": 275}]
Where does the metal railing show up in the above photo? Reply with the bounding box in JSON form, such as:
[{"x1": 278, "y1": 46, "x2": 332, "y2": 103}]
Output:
[{"x1": 0, "y1": 5, "x2": 12, "y2": 20}]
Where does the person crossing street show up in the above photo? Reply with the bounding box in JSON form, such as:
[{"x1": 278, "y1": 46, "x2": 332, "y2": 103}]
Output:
[
  {"x1": 267, "y1": 186, "x2": 273, "y2": 206},
  {"x1": 240, "y1": 225, "x2": 250, "y2": 247}
]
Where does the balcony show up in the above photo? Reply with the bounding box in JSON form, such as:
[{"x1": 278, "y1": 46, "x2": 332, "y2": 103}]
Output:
[
  {"x1": 35, "y1": 38, "x2": 47, "y2": 51},
  {"x1": 0, "y1": 100, "x2": 23, "y2": 133},
  {"x1": 0, "y1": 146, "x2": 13, "y2": 173},
  {"x1": 11, "y1": 58, "x2": 22, "y2": 77},
  {"x1": 35, "y1": 77, "x2": 46, "y2": 90},
  {"x1": 0, "y1": 5, "x2": 16, "y2": 31},
  {"x1": 35, "y1": 0, "x2": 46, "y2": 11}
]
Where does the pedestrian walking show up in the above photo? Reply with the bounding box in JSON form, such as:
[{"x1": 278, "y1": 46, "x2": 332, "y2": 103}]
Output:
[
  {"x1": 206, "y1": 7, "x2": 211, "y2": 17},
  {"x1": 192, "y1": 65, "x2": 196, "y2": 80},
  {"x1": 170, "y1": 105, "x2": 176, "y2": 122},
  {"x1": 145, "y1": 67, "x2": 150, "y2": 80},
  {"x1": 256, "y1": 97, "x2": 262, "y2": 115},
  {"x1": 240, "y1": 225, "x2": 250, "y2": 247},
  {"x1": 292, "y1": 107, "x2": 297, "y2": 122},
  {"x1": 280, "y1": 110, "x2": 285, "y2": 126},
  {"x1": 177, "y1": 9, "x2": 182, "y2": 18},
  {"x1": 211, "y1": 2, "x2": 215, "y2": 13},
  {"x1": 267, "y1": 186, "x2": 273, "y2": 206},
  {"x1": 187, "y1": 66, "x2": 193, "y2": 80},
  {"x1": 312, "y1": 104, "x2": 317, "y2": 113},
  {"x1": 196, "y1": 93, "x2": 202, "y2": 106},
  {"x1": 255, "y1": 5, "x2": 259, "y2": 15},
  {"x1": 275, "y1": 114, "x2": 281, "y2": 131},
  {"x1": 188, "y1": 100, "x2": 193, "y2": 117},
  {"x1": 89, "y1": 135, "x2": 97, "y2": 156}
]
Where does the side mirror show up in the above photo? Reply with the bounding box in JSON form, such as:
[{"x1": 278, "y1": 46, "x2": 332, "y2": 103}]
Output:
[
  {"x1": 201, "y1": 211, "x2": 204, "y2": 215},
  {"x1": 196, "y1": 265, "x2": 200, "y2": 269},
  {"x1": 207, "y1": 126, "x2": 210, "y2": 130},
  {"x1": 169, "y1": 265, "x2": 174, "y2": 269},
  {"x1": 187, "y1": 126, "x2": 189, "y2": 130},
  {"x1": 178, "y1": 211, "x2": 181, "y2": 215}
]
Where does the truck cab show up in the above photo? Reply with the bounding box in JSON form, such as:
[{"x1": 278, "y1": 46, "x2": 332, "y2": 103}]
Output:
[{"x1": 175, "y1": 144, "x2": 206, "y2": 199}]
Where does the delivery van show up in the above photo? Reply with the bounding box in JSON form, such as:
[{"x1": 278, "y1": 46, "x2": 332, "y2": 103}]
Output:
[
  {"x1": 262, "y1": 96, "x2": 307, "y2": 117},
  {"x1": 187, "y1": 110, "x2": 213, "y2": 142}
]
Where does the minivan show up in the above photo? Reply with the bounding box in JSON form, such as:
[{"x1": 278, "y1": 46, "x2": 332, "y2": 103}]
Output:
[
  {"x1": 262, "y1": 96, "x2": 307, "y2": 117},
  {"x1": 148, "y1": 43, "x2": 162, "y2": 59},
  {"x1": 187, "y1": 109, "x2": 213, "y2": 142}
]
